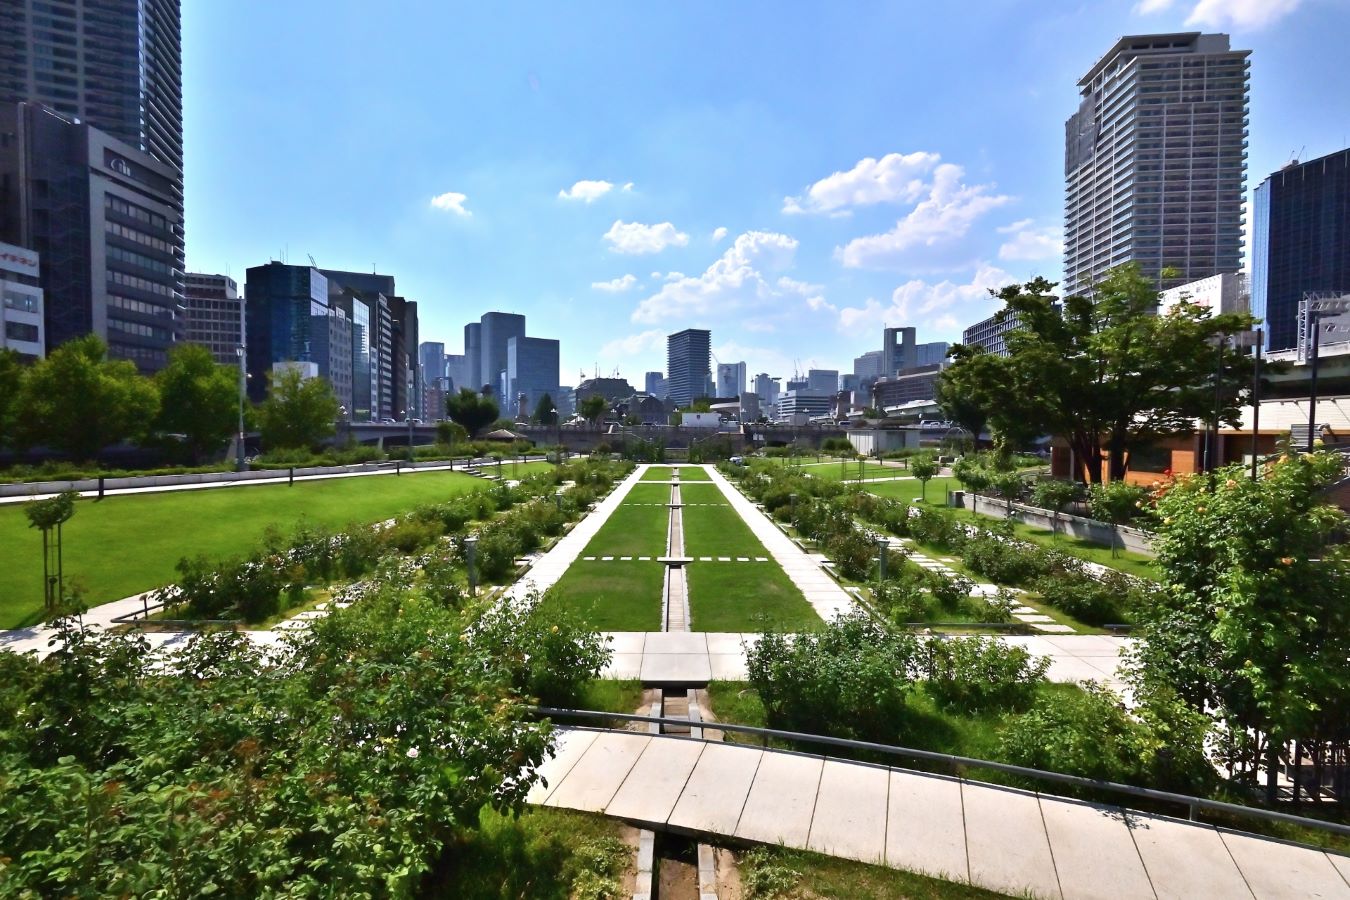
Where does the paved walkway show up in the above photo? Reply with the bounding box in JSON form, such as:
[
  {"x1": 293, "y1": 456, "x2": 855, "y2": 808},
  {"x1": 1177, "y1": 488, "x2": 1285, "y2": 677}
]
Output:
[
  {"x1": 597, "y1": 631, "x2": 1132, "y2": 686},
  {"x1": 707, "y1": 467, "x2": 855, "y2": 621},
  {"x1": 531, "y1": 728, "x2": 1350, "y2": 900}
]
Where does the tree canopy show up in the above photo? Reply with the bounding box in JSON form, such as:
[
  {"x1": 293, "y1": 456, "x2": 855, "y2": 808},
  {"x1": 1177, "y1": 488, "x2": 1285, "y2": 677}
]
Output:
[
  {"x1": 445, "y1": 388, "x2": 499, "y2": 438},
  {"x1": 256, "y1": 367, "x2": 338, "y2": 450},
  {"x1": 0, "y1": 349, "x2": 24, "y2": 449},
  {"x1": 15, "y1": 335, "x2": 159, "y2": 460},
  {"x1": 532, "y1": 393, "x2": 557, "y2": 425},
  {"x1": 578, "y1": 394, "x2": 607, "y2": 424},
  {"x1": 155, "y1": 344, "x2": 239, "y2": 463},
  {"x1": 936, "y1": 266, "x2": 1256, "y2": 482}
]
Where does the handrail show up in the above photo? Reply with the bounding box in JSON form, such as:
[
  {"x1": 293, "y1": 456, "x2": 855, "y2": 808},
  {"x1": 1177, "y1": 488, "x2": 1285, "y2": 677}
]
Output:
[{"x1": 529, "y1": 706, "x2": 1350, "y2": 840}]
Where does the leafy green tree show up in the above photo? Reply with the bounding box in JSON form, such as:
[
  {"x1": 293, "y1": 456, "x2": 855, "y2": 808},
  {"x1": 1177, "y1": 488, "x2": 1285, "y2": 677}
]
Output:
[
  {"x1": 445, "y1": 387, "x2": 499, "y2": 438},
  {"x1": 154, "y1": 344, "x2": 238, "y2": 463},
  {"x1": 1134, "y1": 452, "x2": 1350, "y2": 802},
  {"x1": 910, "y1": 455, "x2": 939, "y2": 502},
  {"x1": 436, "y1": 420, "x2": 468, "y2": 446},
  {"x1": 1030, "y1": 478, "x2": 1078, "y2": 540},
  {"x1": 938, "y1": 267, "x2": 1256, "y2": 483},
  {"x1": 991, "y1": 470, "x2": 1024, "y2": 517},
  {"x1": 0, "y1": 348, "x2": 25, "y2": 449},
  {"x1": 15, "y1": 335, "x2": 159, "y2": 460},
  {"x1": 578, "y1": 394, "x2": 607, "y2": 424},
  {"x1": 257, "y1": 367, "x2": 338, "y2": 450},
  {"x1": 532, "y1": 392, "x2": 557, "y2": 425}
]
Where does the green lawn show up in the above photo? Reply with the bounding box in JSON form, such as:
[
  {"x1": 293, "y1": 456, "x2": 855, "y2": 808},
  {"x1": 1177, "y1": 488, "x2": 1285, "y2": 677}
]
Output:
[
  {"x1": 580, "y1": 502, "x2": 670, "y2": 557},
  {"x1": 640, "y1": 466, "x2": 675, "y2": 481},
  {"x1": 687, "y1": 562, "x2": 821, "y2": 632},
  {"x1": 671, "y1": 465, "x2": 711, "y2": 481},
  {"x1": 0, "y1": 470, "x2": 491, "y2": 629},
  {"x1": 863, "y1": 475, "x2": 960, "y2": 504},
  {"x1": 546, "y1": 561, "x2": 664, "y2": 631},
  {"x1": 673, "y1": 482, "x2": 725, "y2": 503},
  {"x1": 621, "y1": 483, "x2": 674, "y2": 505},
  {"x1": 736, "y1": 846, "x2": 1007, "y2": 900},
  {"x1": 683, "y1": 502, "x2": 769, "y2": 558},
  {"x1": 491, "y1": 459, "x2": 555, "y2": 480}
]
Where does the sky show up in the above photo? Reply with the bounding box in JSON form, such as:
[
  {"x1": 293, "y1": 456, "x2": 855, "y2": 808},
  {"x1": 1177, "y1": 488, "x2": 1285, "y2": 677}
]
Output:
[{"x1": 182, "y1": 0, "x2": 1350, "y2": 386}]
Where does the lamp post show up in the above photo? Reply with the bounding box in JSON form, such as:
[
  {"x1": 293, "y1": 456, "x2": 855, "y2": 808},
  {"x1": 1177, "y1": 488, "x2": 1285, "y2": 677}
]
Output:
[
  {"x1": 876, "y1": 536, "x2": 889, "y2": 593},
  {"x1": 402, "y1": 409, "x2": 413, "y2": 455},
  {"x1": 1251, "y1": 328, "x2": 1263, "y2": 481},
  {"x1": 465, "y1": 535, "x2": 478, "y2": 596},
  {"x1": 235, "y1": 345, "x2": 248, "y2": 471}
]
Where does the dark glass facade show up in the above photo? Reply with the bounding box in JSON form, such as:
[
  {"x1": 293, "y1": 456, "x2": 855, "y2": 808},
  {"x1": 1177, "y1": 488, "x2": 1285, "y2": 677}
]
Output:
[{"x1": 1251, "y1": 149, "x2": 1350, "y2": 352}]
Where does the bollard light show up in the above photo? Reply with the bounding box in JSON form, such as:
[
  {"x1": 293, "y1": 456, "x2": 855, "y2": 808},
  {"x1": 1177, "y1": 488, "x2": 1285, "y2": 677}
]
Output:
[{"x1": 465, "y1": 535, "x2": 479, "y2": 596}]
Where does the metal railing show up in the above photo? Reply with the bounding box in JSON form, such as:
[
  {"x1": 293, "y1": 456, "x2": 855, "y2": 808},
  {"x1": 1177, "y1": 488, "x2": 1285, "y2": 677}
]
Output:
[{"x1": 529, "y1": 706, "x2": 1350, "y2": 841}]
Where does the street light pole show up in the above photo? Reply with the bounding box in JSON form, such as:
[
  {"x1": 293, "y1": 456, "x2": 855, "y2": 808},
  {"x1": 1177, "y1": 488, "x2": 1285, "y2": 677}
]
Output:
[
  {"x1": 1308, "y1": 312, "x2": 1322, "y2": 453},
  {"x1": 236, "y1": 345, "x2": 247, "y2": 471},
  {"x1": 1251, "y1": 328, "x2": 1262, "y2": 481}
]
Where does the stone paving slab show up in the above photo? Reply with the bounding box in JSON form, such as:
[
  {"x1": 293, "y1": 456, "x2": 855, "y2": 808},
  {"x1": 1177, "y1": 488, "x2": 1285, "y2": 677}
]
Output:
[
  {"x1": 734, "y1": 750, "x2": 824, "y2": 847},
  {"x1": 544, "y1": 731, "x2": 650, "y2": 812},
  {"x1": 605, "y1": 738, "x2": 706, "y2": 824},
  {"x1": 527, "y1": 728, "x2": 599, "y2": 804},
  {"x1": 806, "y1": 759, "x2": 890, "y2": 863},
  {"x1": 1219, "y1": 828, "x2": 1350, "y2": 900},
  {"x1": 962, "y1": 780, "x2": 1061, "y2": 899},
  {"x1": 640, "y1": 652, "x2": 712, "y2": 683},
  {"x1": 667, "y1": 742, "x2": 763, "y2": 834},
  {"x1": 885, "y1": 770, "x2": 968, "y2": 882},
  {"x1": 1126, "y1": 811, "x2": 1255, "y2": 900},
  {"x1": 1040, "y1": 797, "x2": 1154, "y2": 900}
]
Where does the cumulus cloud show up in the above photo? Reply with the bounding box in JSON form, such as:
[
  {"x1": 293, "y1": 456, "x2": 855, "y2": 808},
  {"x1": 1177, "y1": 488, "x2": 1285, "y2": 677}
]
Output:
[
  {"x1": 783, "y1": 151, "x2": 940, "y2": 216},
  {"x1": 833, "y1": 264, "x2": 1014, "y2": 335},
  {"x1": 712, "y1": 226, "x2": 728, "y2": 243},
  {"x1": 1135, "y1": 0, "x2": 1302, "y2": 29},
  {"x1": 591, "y1": 274, "x2": 638, "y2": 293},
  {"x1": 603, "y1": 220, "x2": 690, "y2": 255},
  {"x1": 835, "y1": 164, "x2": 1011, "y2": 269},
  {"x1": 599, "y1": 329, "x2": 665, "y2": 358},
  {"x1": 429, "y1": 192, "x2": 471, "y2": 216},
  {"x1": 997, "y1": 220, "x2": 1064, "y2": 262},
  {"x1": 630, "y1": 231, "x2": 818, "y2": 324},
  {"x1": 558, "y1": 180, "x2": 615, "y2": 203}
]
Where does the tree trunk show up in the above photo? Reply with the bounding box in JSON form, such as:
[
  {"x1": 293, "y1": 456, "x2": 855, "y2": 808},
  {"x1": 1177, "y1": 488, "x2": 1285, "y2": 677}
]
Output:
[
  {"x1": 1265, "y1": 736, "x2": 1281, "y2": 806},
  {"x1": 1107, "y1": 426, "x2": 1129, "y2": 483}
]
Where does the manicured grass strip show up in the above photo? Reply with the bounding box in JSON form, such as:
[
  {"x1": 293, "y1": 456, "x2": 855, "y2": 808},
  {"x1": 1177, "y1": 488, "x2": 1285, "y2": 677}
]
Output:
[
  {"x1": 622, "y1": 483, "x2": 674, "y2": 505},
  {"x1": 0, "y1": 469, "x2": 491, "y2": 629},
  {"x1": 578, "y1": 679, "x2": 644, "y2": 715},
  {"x1": 640, "y1": 467, "x2": 674, "y2": 481},
  {"x1": 673, "y1": 482, "x2": 727, "y2": 503},
  {"x1": 687, "y1": 561, "x2": 820, "y2": 632},
  {"x1": 581, "y1": 502, "x2": 670, "y2": 557},
  {"x1": 546, "y1": 561, "x2": 664, "y2": 631},
  {"x1": 736, "y1": 845, "x2": 1008, "y2": 900},
  {"x1": 671, "y1": 466, "x2": 711, "y2": 480},
  {"x1": 862, "y1": 476, "x2": 960, "y2": 504},
  {"x1": 488, "y1": 459, "x2": 555, "y2": 480},
  {"x1": 683, "y1": 501, "x2": 771, "y2": 558}
]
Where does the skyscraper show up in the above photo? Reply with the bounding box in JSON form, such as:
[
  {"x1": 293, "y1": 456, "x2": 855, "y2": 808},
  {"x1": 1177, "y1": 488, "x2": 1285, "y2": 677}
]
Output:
[
  {"x1": 244, "y1": 262, "x2": 352, "y2": 410},
  {"x1": 1064, "y1": 33, "x2": 1249, "y2": 296},
  {"x1": 881, "y1": 326, "x2": 915, "y2": 377},
  {"x1": 0, "y1": 102, "x2": 183, "y2": 370},
  {"x1": 644, "y1": 371, "x2": 667, "y2": 399},
  {"x1": 463, "y1": 323, "x2": 482, "y2": 392},
  {"x1": 478, "y1": 312, "x2": 526, "y2": 397},
  {"x1": 0, "y1": 0, "x2": 184, "y2": 178},
  {"x1": 505, "y1": 336, "x2": 560, "y2": 419},
  {"x1": 716, "y1": 361, "x2": 746, "y2": 397},
  {"x1": 666, "y1": 328, "x2": 711, "y2": 408},
  {"x1": 183, "y1": 273, "x2": 241, "y2": 365},
  {"x1": 1251, "y1": 149, "x2": 1350, "y2": 352}
]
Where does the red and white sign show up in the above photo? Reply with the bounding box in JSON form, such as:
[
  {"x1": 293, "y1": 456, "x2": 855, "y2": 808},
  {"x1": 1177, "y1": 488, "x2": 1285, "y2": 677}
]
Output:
[{"x1": 0, "y1": 241, "x2": 38, "y2": 278}]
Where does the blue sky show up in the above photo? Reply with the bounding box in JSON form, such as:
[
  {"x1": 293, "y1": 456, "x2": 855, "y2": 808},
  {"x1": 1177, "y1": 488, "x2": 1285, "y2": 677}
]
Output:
[{"x1": 183, "y1": 0, "x2": 1350, "y2": 384}]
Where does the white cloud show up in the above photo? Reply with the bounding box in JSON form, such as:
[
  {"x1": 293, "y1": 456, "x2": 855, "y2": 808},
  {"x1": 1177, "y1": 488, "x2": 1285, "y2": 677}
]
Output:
[
  {"x1": 631, "y1": 231, "x2": 815, "y2": 324},
  {"x1": 603, "y1": 220, "x2": 690, "y2": 255},
  {"x1": 834, "y1": 264, "x2": 1014, "y2": 336},
  {"x1": 558, "y1": 180, "x2": 614, "y2": 203},
  {"x1": 591, "y1": 274, "x2": 638, "y2": 293},
  {"x1": 784, "y1": 151, "x2": 940, "y2": 216},
  {"x1": 622, "y1": 182, "x2": 634, "y2": 192},
  {"x1": 599, "y1": 329, "x2": 664, "y2": 358},
  {"x1": 835, "y1": 164, "x2": 1011, "y2": 269},
  {"x1": 712, "y1": 226, "x2": 728, "y2": 243},
  {"x1": 1135, "y1": 0, "x2": 1302, "y2": 29},
  {"x1": 429, "y1": 191, "x2": 471, "y2": 216},
  {"x1": 996, "y1": 219, "x2": 1064, "y2": 262}
]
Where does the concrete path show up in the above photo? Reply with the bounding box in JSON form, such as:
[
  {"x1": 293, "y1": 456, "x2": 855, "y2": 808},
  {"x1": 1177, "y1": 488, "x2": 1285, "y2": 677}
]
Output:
[
  {"x1": 531, "y1": 728, "x2": 1350, "y2": 900},
  {"x1": 597, "y1": 631, "x2": 1132, "y2": 688},
  {"x1": 707, "y1": 467, "x2": 855, "y2": 621}
]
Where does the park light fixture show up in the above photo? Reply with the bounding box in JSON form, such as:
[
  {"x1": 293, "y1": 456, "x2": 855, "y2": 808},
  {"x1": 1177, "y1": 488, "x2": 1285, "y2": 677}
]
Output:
[{"x1": 464, "y1": 535, "x2": 479, "y2": 596}]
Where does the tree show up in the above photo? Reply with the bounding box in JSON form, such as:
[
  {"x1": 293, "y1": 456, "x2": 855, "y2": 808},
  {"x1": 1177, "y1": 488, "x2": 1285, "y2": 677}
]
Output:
[
  {"x1": 910, "y1": 455, "x2": 939, "y2": 503},
  {"x1": 578, "y1": 394, "x2": 607, "y2": 424},
  {"x1": 436, "y1": 420, "x2": 468, "y2": 446},
  {"x1": 1030, "y1": 478, "x2": 1078, "y2": 540},
  {"x1": 938, "y1": 267, "x2": 1256, "y2": 483},
  {"x1": 0, "y1": 349, "x2": 25, "y2": 449},
  {"x1": 155, "y1": 344, "x2": 238, "y2": 463},
  {"x1": 15, "y1": 335, "x2": 159, "y2": 460},
  {"x1": 935, "y1": 348, "x2": 994, "y2": 445},
  {"x1": 1133, "y1": 453, "x2": 1350, "y2": 804},
  {"x1": 25, "y1": 491, "x2": 77, "y2": 614},
  {"x1": 445, "y1": 388, "x2": 499, "y2": 438},
  {"x1": 257, "y1": 367, "x2": 338, "y2": 450},
  {"x1": 532, "y1": 393, "x2": 557, "y2": 425},
  {"x1": 952, "y1": 455, "x2": 992, "y2": 516}
]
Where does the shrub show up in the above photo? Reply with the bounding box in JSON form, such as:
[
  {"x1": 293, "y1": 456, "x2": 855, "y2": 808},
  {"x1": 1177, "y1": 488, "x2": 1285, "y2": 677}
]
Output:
[
  {"x1": 473, "y1": 525, "x2": 524, "y2": 582},
  {"x1": 922, "y1": 636, "x2": 1049, "y2": 713},
  {"x1": 379, "y1": 517, "x2": 444, "y2": 555},
  {"x1": 961, "y1": 531, "x2": 1048, "y2": 586},
  {"x1": 1031, "y1": 478, "x2": 1079, "y2": 514},
  {"x1": 907, "y1": 506, "x2": 965, "y2": 550},
  {"x1": 1033, "y1": 567, "x2": 1143, "y2": 626},
  {"x1": 475, "y1": 595, "x2": 611, "y2": 707},
  {"x1": 1087, "y1": 480, "x2": 1150, "y2": 525},
  {"x1": 823, "y1": 527, "x2": 877, "y2": 581},
  {"x1": 925, "y1": 569, "x2": 973, "y2": 610}
]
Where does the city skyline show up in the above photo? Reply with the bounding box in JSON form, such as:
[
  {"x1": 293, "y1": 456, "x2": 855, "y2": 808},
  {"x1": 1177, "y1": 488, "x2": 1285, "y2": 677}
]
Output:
[{"x1": 174, "y1": 2, "x2": 1346, "y2": 383}]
